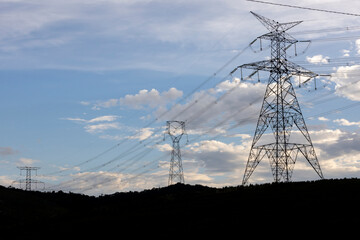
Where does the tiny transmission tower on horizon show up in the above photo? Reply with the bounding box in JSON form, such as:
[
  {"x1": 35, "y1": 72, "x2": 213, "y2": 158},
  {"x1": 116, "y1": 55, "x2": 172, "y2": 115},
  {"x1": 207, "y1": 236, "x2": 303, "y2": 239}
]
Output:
[
  {"x1": 231, "y1": 12, "x2": 324, "y2": 184},
  {"x1": 14, "y1": 166, "x2": 45, "y2": 191},
  {"x1": 165, "y1": 121, "x2": 187, "y2": 185}
]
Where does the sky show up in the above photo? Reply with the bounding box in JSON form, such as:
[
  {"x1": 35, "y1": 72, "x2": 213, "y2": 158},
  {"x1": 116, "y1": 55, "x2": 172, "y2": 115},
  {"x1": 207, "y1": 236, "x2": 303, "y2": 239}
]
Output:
[{"x1": 2, "y1": 0, "x2": 360, "y2": 195}]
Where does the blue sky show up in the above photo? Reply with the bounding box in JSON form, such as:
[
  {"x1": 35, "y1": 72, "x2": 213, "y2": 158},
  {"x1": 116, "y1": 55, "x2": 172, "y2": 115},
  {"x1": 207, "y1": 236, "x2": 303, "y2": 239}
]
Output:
[{"x1": 2, "y1": 0, "x2": 360, "y2": 195}]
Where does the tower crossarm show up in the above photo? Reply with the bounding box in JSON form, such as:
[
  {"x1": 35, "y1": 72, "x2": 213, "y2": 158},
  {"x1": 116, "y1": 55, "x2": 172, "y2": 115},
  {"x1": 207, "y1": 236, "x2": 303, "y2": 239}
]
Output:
[
  {"x1": 250, "y1": 11, "x2": 302, "y2": 32},
  {"x1": 230, "y1": 60, "x2": 272, "y2": 76},
  {"x1": 231, "y1": 59, "x2": 318, "y2": 85},
  {"x1": 285, "y1": 60, "x2": 318, "y2": 79},
  {"x1": 257, "y1": 32, "x2": 298, "y2": 44}
]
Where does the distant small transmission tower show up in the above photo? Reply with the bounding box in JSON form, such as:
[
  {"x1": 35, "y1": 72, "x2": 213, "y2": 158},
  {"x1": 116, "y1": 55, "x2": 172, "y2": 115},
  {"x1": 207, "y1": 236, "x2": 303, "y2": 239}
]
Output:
[
  {"x1": 231, "y1": 12, "x2": 324, "y2": 184},
  {"x1": 165, "y1": 121, "x2": 187, "y2": 185},
  {"x1": 15, "y1": 166, "x2": 45, "y2": 191}
]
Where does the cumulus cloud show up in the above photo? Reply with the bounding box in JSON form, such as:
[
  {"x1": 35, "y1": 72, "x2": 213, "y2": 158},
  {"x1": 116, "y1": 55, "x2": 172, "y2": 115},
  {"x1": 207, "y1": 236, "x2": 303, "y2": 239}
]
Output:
[
  {"x1": 88, "y1": 79, "x2": 264, "y2": 138},
  {"x1": 306, "y1": 54, "x2": 329, "y2": 64},
  {"x1": 313, "y1": 130, "x2": 360, "y2": 172},
  {"x1": 156, "y1": 143, "x2": 173, "y2": 152},
  {"x1": 243, "y1": 128, "x2": 360, "y2": 182},
  {"x1": 185, "y1": 129, "x2": 360, "y2": 183},
  {"x1": 309, "y1": 129, "x2": 346, "y2": 145},
  {"x1": 92, "y1": 87, "x2": 183, "y2": 110},
  {"x1": 50, "y1": 127, "x2": 360, "y2": 193},
  {"x1": 120, "y1": 88, "x2": 183, "y2": 109},
  {"x1": 333, "y1": 118, "x2": 360, "y2": 127},
  {"x1": 325, "y1": 39, "x2": 360, "y2": 101},
  {"x1": 186, "y1": 140, "x2": 249, "y2": 173},
  {"x1": 53, "y1": 168, "x2": 170, "y2": 195},
  {"x1": 158, "y1": 79, "x2": 265, "y2": 132},
  {"x1": 331, "y1": 64, "x2": 360, "y2": 101},
  {"x1": 58, "y1": 171, "x2": 125, "y2": 195},
  {"x1": 318, "y1": 117, "x2": 329, "y2": 122},
  {"x1": 356, "y1": 39, "x2": 360, "y2": 55}
]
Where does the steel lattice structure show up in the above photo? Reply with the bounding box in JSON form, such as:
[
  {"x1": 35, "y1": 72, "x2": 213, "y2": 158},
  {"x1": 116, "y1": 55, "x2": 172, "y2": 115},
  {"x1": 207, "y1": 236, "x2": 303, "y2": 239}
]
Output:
[
  {"x1": 232, "y1": 12, "x2": 324, "y2": 185},
  {"x1": 166, "y1": 121, "x2": 186, "y2": 185},
  {"x1": 15, "y1": 166, "x2": 45, "y2": 191}
]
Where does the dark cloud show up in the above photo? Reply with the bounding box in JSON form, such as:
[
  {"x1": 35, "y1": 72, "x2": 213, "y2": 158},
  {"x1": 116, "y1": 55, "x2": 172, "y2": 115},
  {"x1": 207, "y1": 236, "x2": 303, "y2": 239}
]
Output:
[
  {"x1": 317, "y1": 132, "x2": 360, "y2": 159},
  {"x1": 0, "y1": 147, "x2": 18, "y2": 156},
  {"x1": 185, "y1": 140, "x2": 248, "y2": 173}
]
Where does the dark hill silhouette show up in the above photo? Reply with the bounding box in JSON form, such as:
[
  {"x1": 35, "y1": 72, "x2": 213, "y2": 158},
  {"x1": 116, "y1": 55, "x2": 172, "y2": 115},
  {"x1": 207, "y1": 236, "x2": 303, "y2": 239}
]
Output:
[{"x1": 1, "y1": 179, "x2": 360, "y2": 236}]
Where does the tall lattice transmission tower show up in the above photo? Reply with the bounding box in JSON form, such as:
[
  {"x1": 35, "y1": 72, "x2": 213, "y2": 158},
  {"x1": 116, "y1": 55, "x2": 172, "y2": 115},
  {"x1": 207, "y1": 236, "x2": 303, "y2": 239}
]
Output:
[
  {"x1": 165, "y1": 121, "x2": 187, "y2": 185},
  {"x1": 15, "y1": 166, "x2": 45, "y2": 191},
  {"x1": 231, "y1": 12, "x2": 324, "y2": 184}
]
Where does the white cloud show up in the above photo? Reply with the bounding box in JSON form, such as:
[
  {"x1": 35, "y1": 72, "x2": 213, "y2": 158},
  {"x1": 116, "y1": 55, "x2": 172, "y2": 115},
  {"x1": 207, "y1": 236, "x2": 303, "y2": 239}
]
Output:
[
  {"x1": 53, "y1": 167, "x2": 170, "y2": 195},
  {"x1": 0, "y1": 175, "x2": 15, "y2": 187},
  {"x1": 1, "y1": 0, "x2": 360, "y2": 72},
  {"x1": 186, "y1": 140, "x2": 249, "y2": 173},
  {"x1": 187, "y1": 127, "x2": 226, "y2": 136},
  {"x1": 318, "y1": 117, "x2": 329, "y2": 122},
  {"x1": 226, "y1": 133, "x2": 251, "y2": 139},
  {"x1": 311, "y1": 129, "x2": 360, "y2": 179},
  {"x1": 342, "y1": 49, "x2": 350, "y2": 57},
  {"x1": 215, "y1": 77, "x2": 241, "y2": 92},
  {"x1": 242, "y1": 128, "x2": 360, "y2": 182},
  {"x1": 17, "y1": 157, "x2": 40, "y2": 166},
  {"x1": 356, "y1": 39, "x2": 360, "y2": 54},
  {"x1": 60, "y1": 171, "x2": 125, "y2": 195},
  {"x1": 128, "y1": 127, "x2": 154, "y2": 141},
  {"x1": 156, "y1": 143, "x2": 173, "y2": 152},
  {"x1": 64, "y1": 115, "x2": 119, "y2": 124},
  {"x1": 62, "y1": 117, "x2": 87, "y2": 123},
  {"x1": 331, "y1": 64, "x2": 360, "y2": 101},
  {"x1": 334, "y1": 118, "x2": 360, "y2": 127},
  {"x1": 120, "y1": 88, "x2": 183, "y2": 109},
  {"x1": 64, "y1": 115, "x2": 122, "y2": 134},
  {"x1": 92, "y1": 87, "x2": 183, "y2": 110},
  {"x1": 85, "y1": 79, "x2": 264, "y2": 144},
  {"x1": 88, "y1": 115, "x2": 119, "y2": 123},
  {"x1": 306, "y1": 55, "x2": 329, "y2": 64},
  {"x1": 309, "y1": 129, "x2": 346, "y2": 145},
  {"x1": 85, "y1": 122, "x2": 121, "y2": 134},
  {"x1": 79, "y1": 101, "x2": 90, "y2": 106},
  {"x1": 93, "y1": 99, "x2": 119, "y2": 109},
  {"x1": 158, "y1": 79, "x2": 265, "y2": 132},
  {"x1": 49, "y1": 127, "x2": 360, "y2": 193},
  {"x1": 185, "y1": 128, "x2": 360, "y2": 183}
]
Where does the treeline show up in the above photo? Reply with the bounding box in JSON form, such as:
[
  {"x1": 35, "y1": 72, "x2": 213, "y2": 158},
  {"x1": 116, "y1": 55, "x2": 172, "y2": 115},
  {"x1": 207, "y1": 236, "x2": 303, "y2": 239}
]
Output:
[{"x1": 1, "y1": 178, "x2": 360, "y2": 236}]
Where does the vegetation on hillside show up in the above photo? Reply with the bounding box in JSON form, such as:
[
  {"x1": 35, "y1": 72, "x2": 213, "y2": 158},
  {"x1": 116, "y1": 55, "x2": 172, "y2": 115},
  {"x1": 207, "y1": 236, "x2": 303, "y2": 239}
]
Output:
[{"x1": 1, "y1": 178, "x2": 359, "y2": 236}]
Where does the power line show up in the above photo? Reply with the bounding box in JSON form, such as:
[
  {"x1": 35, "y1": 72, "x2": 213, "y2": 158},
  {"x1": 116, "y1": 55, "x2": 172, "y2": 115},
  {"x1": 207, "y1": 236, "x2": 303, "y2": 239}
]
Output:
[
  {"x1": 46, "y1": 7, "x2": 360, "y2": 191},
  {"x1": 43, "y1": 44, "x2": 250, "y2": 179},
  {"x1": 291, "y1": 25, "x2": 360, "y2": 36},
  {"x1": 246, "y1": 0, "x2": 360, "y2": 17}
]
